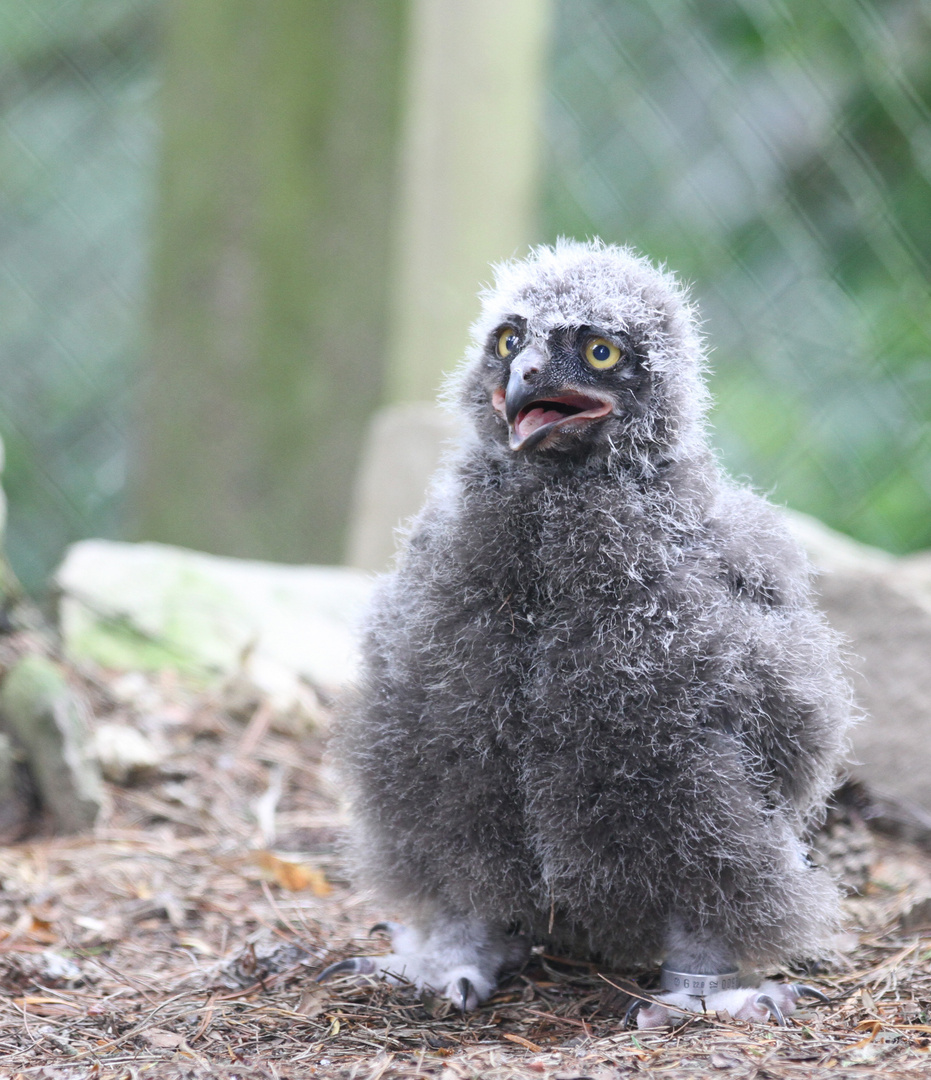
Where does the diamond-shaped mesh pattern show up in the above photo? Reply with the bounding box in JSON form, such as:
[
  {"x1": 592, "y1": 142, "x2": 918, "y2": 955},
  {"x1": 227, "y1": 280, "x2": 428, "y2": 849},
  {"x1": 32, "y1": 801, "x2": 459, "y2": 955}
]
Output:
[
  {"x1": 1, "y1": 1, "x2": 928, "y2": 594},
  {"x1": 541, "y1": 0, "x2": 931, "y2": 553},
  {"x1": 0, "y1": 0, "x2": 157, "y2": 592}
]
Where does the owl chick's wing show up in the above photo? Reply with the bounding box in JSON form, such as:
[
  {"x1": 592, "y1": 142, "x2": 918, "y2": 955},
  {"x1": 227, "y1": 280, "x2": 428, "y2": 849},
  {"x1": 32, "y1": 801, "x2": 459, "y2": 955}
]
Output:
[{"x1": 703, "y1": 485, "x2": 852, "y2": 826}]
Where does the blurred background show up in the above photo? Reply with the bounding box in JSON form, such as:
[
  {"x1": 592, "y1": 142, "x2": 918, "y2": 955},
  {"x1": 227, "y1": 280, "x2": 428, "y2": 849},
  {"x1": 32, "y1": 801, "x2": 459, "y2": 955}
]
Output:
[{"x1": 1, "y1": 0, "x2": 929, "y2": 596}]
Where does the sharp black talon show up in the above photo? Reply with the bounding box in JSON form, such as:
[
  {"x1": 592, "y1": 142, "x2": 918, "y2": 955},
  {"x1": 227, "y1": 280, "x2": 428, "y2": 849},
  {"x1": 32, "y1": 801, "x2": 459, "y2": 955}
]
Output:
[
  {"x1": 316, "y1": 956, "x2": 376, "y2": 983},
  {"x1": 316, "y1": 958, "x2": 359, "y2": 982},
  {"x1": 457, "y1": 976, "x2": 473, "y2": 1012},
  {"x1": 368, "y1": 922, "x2": 392, "y2": 937},
  {"x1": 624, "y1": 997, "x2": 643, "y2": 1027},
  {"x1": 793, "y1": 983, "x2": 830, "y2": 1005},
  {"x1": 757, "y1": 993, "x2": 786, "y2": 1026}
]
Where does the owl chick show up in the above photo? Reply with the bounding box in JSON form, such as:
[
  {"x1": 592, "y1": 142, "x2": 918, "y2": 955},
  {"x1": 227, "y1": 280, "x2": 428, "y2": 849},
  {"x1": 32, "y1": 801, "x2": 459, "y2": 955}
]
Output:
[{"x1": 321, "y1": 240, "x2": 852, "y2": 1027}]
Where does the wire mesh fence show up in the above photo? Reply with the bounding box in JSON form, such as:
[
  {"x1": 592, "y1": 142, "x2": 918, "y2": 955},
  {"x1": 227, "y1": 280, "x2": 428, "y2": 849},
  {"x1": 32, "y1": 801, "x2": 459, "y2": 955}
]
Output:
[
  {"x1": 542, "y1": 0, "x2": 931, "y2": 554},
  {"x1": 0, "y1": 0, "x2": 158, "y2": 593},
  {"x1": 1, "y1": 0, "x2": 929, "y2": 594}
]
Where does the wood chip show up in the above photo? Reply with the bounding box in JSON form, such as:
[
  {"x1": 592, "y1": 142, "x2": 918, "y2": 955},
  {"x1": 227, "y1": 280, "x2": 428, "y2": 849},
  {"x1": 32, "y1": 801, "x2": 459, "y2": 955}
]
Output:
[
  {"x1": 502, "y1": 1032, "x2": 545, "y2": 1052},
  {"x1": 0, "y1": 662, "x2": 928, "y2": 1078}
]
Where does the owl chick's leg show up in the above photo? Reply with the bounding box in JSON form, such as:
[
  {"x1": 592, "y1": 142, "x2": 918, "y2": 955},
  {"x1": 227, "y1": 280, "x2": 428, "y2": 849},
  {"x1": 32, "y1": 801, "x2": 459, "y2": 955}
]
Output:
[
  {"x1": 317, "y1": 916, "x2": 527, "y2": 1010},
  {"x1": 635, "y1": 976, "x2": 829, "y2": 1028},
  {"x1": 634, "y1": 920, "x2": 829, "y2": 1029}
]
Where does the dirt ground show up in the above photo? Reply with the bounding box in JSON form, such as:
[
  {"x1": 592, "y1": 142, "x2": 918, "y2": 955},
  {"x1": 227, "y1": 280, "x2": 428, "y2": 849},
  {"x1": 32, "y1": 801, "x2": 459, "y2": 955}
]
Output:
[{"x1": 2, "y1": 664, "x2": 931, "y2": 1080}]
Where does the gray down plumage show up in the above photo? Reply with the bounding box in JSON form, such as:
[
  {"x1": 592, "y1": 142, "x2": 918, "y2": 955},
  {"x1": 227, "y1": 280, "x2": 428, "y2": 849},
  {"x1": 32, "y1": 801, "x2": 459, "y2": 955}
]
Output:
[{"x1": 336, "y1": 239, "x2": 853, "y2": 980}]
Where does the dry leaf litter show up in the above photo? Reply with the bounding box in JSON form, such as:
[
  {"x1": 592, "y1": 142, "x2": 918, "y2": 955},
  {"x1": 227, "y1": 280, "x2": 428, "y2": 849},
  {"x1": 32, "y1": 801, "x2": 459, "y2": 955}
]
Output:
[{"x1": 1, "y1": 658, "x2": 931, "y2": 1080}]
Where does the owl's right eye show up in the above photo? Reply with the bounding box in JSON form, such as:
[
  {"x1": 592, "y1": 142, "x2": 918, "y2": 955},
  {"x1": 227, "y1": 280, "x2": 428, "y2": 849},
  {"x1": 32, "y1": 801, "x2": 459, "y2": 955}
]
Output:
[{"x1": 496, "y1": 327, "x2": 520, "y2": 358}]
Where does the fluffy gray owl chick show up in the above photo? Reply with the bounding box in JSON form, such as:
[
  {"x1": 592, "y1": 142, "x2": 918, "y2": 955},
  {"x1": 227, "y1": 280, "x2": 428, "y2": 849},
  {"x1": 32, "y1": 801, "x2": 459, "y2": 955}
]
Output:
[{"x1": 323, "y1": 240, "x2": 853, "y2": 1026}]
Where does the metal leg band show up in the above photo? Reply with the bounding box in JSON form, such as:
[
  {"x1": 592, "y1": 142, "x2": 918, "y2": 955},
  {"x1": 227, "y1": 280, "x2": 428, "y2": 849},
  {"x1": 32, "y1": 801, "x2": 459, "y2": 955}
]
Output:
[{"x1": 660, "y1": 966, "x2": 740, "y2": 995}]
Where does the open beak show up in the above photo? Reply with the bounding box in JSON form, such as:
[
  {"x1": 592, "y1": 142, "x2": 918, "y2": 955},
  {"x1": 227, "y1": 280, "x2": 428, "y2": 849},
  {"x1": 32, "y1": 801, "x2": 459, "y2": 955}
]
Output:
[{"x1": 493, "y1": 349, "x2": 614, "y2": 452}]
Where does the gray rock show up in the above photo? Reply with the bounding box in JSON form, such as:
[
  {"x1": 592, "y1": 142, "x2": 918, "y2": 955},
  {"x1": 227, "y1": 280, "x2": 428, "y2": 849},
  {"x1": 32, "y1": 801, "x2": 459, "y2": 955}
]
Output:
[
  {"x1": 345, "y1": 402, "x2": 464, "y2": 571},
  {"x1": 785, "y1": 511, "x2": 931, "y2": 811},
  {"x1": 93, "y1": 722, "x2": 163, "y2": 785},
  {"x1": 0, "y1": 655, "x2": 103, "y2": 833},
  {"x1": 900, "y1": 895, "x2": 931, "y2": 933},
  {"x1": 56, "y1": 540, "x2": 374, "y2": 702},
  {"x1": 0, "y1": 731, "x2": 15, "y2": 801},
  {"x1": 0, "y1": 730, "x2": 34, "y2": 842}
]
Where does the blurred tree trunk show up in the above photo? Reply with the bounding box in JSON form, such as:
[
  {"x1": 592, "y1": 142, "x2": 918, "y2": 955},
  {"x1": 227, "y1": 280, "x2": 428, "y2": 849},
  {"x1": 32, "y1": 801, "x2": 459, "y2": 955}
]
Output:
[
  {"x1": 344, "y1": 0, "x2": 551, "y2": 570},
  {"x1": 134, "y1": 0, "x2": 405, "y2": 563},
  {"x1": 386, "y1": 0, "x2": 552, "y2": 403}
]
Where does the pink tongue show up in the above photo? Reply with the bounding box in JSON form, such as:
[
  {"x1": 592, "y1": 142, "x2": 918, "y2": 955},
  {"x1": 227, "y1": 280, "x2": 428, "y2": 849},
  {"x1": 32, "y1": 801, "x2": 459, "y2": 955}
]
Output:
[{"x1": 517, "y1": 406, "x2": 565, "y2": 439}]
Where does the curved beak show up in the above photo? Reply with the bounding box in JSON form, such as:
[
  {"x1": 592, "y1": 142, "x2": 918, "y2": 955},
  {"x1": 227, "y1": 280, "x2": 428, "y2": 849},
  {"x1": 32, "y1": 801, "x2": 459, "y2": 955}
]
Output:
[
  {"x1": 497, "y1": 347, "x2": 614, "y2": 452},
  {"x1": 504, "y1": 348, "x2": 548, "y2": 427}
]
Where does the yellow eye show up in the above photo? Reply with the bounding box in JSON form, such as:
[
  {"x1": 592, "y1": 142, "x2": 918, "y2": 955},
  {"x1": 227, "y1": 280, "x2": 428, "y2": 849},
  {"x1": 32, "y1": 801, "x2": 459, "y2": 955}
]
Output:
[
  {"x1": 584, "y1": 336, "x2": 621, "y2": 370},
  {"x1": 497, "y1": 327, "x2": 520, "y2": 358}
]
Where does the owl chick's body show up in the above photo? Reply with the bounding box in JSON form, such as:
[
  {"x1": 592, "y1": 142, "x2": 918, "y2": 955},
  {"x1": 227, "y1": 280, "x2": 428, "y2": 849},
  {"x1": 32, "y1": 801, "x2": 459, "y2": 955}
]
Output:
[{"x1": 328, "y1": 242, "x2": 852, "y2": 1025}]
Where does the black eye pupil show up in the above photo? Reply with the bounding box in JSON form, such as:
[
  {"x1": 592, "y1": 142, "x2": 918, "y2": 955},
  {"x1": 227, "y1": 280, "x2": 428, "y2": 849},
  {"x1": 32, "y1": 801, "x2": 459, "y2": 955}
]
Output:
[
  {"x1": 593, "y1": 343, "x2": 610, "y2": 362},
  {"x1": 506, "y1": 335, "x2": 518, "y2": 352}
]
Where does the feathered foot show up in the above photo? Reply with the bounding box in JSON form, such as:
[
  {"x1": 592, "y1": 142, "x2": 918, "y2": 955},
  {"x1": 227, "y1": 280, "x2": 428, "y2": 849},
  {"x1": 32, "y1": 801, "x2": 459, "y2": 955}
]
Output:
[
  {"x1": 634, "y1": 980, "x2": 830, "y2": 1029},
  {"x1": 316, "y1": 917, "x2": 527, "y2": 1011}
]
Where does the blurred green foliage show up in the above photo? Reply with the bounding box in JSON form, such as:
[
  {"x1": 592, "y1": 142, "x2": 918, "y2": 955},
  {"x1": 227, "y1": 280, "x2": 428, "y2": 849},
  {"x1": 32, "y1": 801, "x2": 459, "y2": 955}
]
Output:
[
  {"x1": 541, "y1": 0, "x2": 931, "y2": 553},
  {"x1": 1, "y1": 0, "x2": 929, "y2": 596},
  {"x1": 0, "y1": 0, "x2": 157, "y2": 593}
]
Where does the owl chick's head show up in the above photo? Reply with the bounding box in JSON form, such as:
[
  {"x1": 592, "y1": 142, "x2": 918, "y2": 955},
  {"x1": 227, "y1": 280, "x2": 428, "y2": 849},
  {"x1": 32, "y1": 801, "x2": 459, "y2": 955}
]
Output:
[{"x1": 457, "y1": 239, "x2": 711, "y2": 471}]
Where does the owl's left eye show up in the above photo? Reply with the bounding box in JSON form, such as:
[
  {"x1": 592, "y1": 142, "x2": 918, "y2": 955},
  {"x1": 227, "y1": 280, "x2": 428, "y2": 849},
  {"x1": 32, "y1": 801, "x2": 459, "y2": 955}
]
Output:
[
  {"x1": 584, "y1": 336, "x2": 622, "y2": 370},
  {"x1": 497, "y1": 327, "x2": 521, "y2": 358}
]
